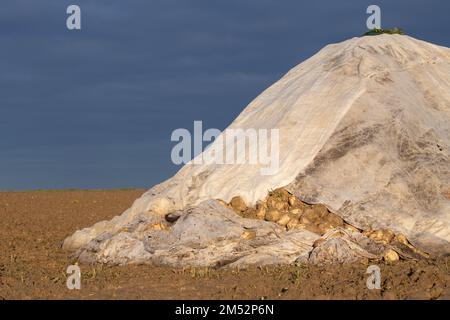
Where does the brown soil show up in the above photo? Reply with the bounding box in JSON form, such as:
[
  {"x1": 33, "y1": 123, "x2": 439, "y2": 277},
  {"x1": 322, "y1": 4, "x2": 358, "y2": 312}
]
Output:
[{"x1": 0, "y1": 190, "x2": 448, "y2": 300}]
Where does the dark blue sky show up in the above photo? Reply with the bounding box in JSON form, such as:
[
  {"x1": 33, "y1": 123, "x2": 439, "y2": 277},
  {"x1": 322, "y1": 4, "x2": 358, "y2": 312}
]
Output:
[{"x1": 1, "y1": 0, "x2": 449, "y2": 190}]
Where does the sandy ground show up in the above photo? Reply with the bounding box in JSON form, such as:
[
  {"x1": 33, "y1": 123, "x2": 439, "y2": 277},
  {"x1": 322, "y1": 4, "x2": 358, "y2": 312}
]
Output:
[{"x1": 0, "y1": 189, "x2": 448, "y2": 300}]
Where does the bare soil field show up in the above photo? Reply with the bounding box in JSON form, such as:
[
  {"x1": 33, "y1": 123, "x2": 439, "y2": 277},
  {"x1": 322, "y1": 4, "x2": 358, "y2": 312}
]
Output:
[{"x1": 0, "y1": 189, "x2": 448, "y2": 300}]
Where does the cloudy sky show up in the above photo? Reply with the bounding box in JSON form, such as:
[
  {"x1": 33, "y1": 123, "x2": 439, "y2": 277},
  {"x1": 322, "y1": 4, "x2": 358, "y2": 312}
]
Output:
[{"x1": 1, "y1": 0, "x2": 449, "y2": 190}]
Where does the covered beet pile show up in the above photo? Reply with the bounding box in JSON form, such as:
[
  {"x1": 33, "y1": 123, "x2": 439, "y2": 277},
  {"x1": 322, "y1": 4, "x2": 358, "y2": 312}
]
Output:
[{"x1": 64, "y1": 35, "x2": 450, "y2": 266}]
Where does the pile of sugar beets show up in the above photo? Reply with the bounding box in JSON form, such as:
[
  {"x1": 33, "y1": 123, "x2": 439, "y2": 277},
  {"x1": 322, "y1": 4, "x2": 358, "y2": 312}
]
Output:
[
  {"x1": 222, "y1": 188, "x2": 428, "y2": 263},
  {"x1": 72, "y1": 188, "x2": 429, "y2": 267}
]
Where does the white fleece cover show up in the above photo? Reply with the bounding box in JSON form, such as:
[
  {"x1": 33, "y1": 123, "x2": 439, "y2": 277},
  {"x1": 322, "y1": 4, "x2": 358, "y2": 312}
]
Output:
[{"x1": 64, "y1": 35, "x2": 450, "y2": 255}]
